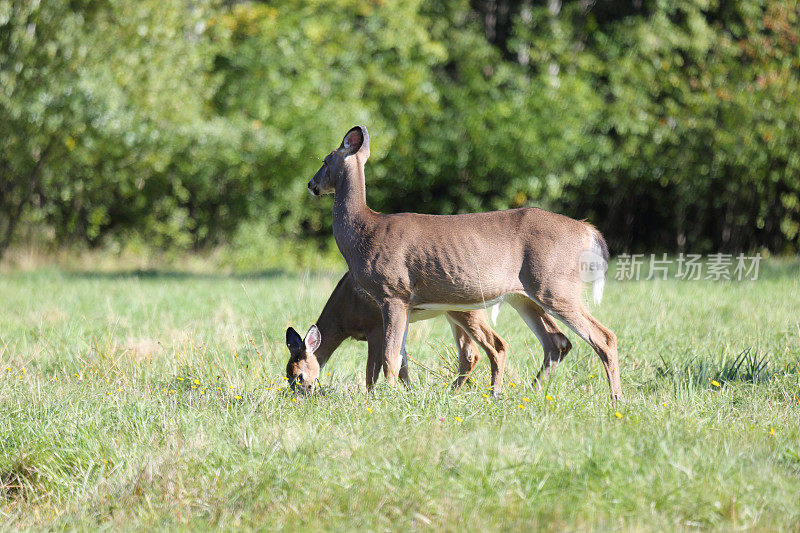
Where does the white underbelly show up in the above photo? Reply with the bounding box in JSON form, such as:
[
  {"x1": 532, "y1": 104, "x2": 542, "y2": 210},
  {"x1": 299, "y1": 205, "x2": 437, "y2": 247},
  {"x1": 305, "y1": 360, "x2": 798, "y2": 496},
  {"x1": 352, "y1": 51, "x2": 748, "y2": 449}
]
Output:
[
  {"x1": 407, "y1": 309, "x2": 445, "y2": 323},
  {"x1": 413, "y1": 295, "x2": 507, "y2": 312}
]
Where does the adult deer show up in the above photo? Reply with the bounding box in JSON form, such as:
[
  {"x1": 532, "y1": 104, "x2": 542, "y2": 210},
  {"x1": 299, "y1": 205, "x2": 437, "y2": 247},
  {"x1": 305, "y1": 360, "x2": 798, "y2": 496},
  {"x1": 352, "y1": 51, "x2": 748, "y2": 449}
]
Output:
[
  {"x1": 308, "y1": 126, "x2": 620, "y2": 400},
  {"x1": 285, "y1": 272, "x2": 509, "y2": 392}
]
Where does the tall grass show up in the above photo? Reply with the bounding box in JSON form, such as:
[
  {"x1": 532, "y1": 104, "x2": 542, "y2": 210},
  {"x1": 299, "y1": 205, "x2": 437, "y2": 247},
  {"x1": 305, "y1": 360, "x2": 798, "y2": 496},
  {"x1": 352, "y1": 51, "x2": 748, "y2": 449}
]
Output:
[{"x1": 1, "y1": 262, "x2": 799, "y2": 530}]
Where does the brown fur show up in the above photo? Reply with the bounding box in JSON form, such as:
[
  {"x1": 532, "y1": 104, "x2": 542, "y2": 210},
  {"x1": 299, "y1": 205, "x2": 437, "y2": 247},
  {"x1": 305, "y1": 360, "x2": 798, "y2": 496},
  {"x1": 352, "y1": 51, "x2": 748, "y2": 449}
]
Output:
[
  {"x1": 286, "y1": 272, "x2": 510, "y2": 393},
  {"x1": 308, "y1": 126, "x2": 621, "y2": 400}
]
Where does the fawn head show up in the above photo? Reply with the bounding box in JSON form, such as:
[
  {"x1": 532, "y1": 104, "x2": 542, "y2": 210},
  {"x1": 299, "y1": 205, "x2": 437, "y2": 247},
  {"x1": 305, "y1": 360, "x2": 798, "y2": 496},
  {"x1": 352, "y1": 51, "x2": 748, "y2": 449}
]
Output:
[
  {"x1": 308, "y1": 125, "x2": 370, "y2": 195},
  {"x1": 285, "y1": 325, "x2": 322, "y2": 389}
]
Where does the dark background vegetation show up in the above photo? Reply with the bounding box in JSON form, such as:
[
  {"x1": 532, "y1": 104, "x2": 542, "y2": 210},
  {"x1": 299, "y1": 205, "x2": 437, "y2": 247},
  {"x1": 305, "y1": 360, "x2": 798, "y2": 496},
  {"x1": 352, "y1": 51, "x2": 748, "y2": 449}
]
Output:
[{"x1": 2, "y1": 0, "x2": 799, "y2": 265}]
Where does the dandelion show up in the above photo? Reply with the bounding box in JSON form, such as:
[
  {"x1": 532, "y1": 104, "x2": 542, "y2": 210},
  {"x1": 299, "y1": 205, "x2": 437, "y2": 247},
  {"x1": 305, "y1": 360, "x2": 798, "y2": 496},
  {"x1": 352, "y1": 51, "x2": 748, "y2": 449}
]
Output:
[
  {"x1": 615, "y1": 411, "x2": 623, "y2": 419},
  {"x1": 191, "y1": 385, "x2": 197, "y2": 389},
  {"x1": 711, "y1": 380, "x2": 721, "y2": 388},
  {"x1": 454, "y1": 416, "x2": 462, "y2": 422},
  {"x1": 74, "y1": 373, "x2": 79, "y2": 377},
  {"x1": 589, "y1": 374, "x2": 595, "y2": 379},
  {"x1": 21, "y1": 368, "x2": 26, "y2": 374},
  {"x1": 482, "y1": 394, "x2": 489, "y2": 399},
  {"x1": 769, "y1": 427, "x2": 775, "y2": 436},
  {"x1": 176, "y1": 377, "x2": 184, "y2": 381},
  {"x1": 545, "y1": 395, "x2": 553, "y2": 401},
  {"x1": 193, "y1": 379, "x2": 199, "y2": 385},
  {"x1": 236, "y1": 395, "x2": 242, "y2": 400},
  {"x1": 523, "y1": 397, "x2": 531, "y2": 403},
  {"x1": 510, "y1": 382, "x2": 516, "y2": 388},
  {"x1": 366, "y1": 407, "x2": 372, "y2": 413},
  {"x1": 229, "y1": 385, "x2": 234, "y2": 389},
  {"x1": 517, "y1": 404, "x2": 525, "y2": 410},
  {"x1": 117, "y1": 388, "x2": 122, "y2": 392},
  {"x1": 662, "y1": 402, "x2": 667, "y2": 407},
  {"x1": 169, "y1": 389, "x2": 176, "y2": 394},
  {"x1": 292, "y1": 398, "x2": 298, "y2": 403}
]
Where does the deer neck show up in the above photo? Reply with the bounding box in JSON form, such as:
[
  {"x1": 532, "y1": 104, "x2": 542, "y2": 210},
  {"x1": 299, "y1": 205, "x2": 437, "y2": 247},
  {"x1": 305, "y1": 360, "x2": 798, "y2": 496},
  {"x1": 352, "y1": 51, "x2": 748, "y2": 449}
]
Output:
[
  {"x1": 332, "y1": 157, "x2": 372, "y2": 258},
  {"x1": 312, "y1": 305, "x2": 347, "y2": 369}
]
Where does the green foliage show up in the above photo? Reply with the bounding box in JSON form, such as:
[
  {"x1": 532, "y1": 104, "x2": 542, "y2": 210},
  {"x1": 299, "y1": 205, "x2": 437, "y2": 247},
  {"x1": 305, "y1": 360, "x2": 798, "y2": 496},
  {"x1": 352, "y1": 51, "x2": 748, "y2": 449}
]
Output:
[
  {"x1": 511, "y1": 0, "x2": 800, "y2": 252},
  {"x1": 1, "y1": 0, "x2": 267, "y2": 252},
  {"x1": 2, "y1": 0, "x2": 799, "y2": 258}
]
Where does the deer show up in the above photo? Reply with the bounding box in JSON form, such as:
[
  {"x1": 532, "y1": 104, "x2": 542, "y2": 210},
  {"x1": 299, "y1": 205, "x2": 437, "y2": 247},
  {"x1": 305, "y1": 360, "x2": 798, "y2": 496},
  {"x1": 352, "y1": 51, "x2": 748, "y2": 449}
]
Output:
[
  {"x1": 285, "y1": 271, "x2": 511, "y2": 393},
  {"x1": 307, "y1": 125, "x2": 620, "y2": 400}
]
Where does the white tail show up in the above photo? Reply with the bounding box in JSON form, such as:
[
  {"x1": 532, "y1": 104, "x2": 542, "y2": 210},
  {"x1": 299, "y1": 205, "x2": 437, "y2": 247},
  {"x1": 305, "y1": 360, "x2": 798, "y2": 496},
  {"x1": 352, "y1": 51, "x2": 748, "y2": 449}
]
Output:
[
  {"x1": 307, "y1": 126, "x2": 621, "y2": 400},
  {"x1": 589, "y1": 231, "x2": 608, "y2": 306}
]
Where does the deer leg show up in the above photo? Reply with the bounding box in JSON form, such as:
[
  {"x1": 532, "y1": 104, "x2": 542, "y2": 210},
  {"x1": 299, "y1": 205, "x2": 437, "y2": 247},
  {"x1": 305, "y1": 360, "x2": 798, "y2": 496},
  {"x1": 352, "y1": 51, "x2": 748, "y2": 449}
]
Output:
[
  {"x1": 446, "y1": 311, "x2": 509, "y2": 396},
  {"x1": 523, "y1": 287, "x2": 621, "y2": 401},
  {"x1": 447, "y1": 319, "x2": 481, "y2": 390},
  {"x1": 508, "y1": 296, "x2": 572, "y2": 389},
  {"x1": 399, "y1": 346, "x2": 411, "y2": 386},
  {"x1": 365, "y1": 328, "x2": 384, "y2": 390},
  {"x1": 380, "y1": 300, "x2": 409, "y2": 386},
  {"x1": 552, "y1": 305, "x2": 621, "y2": 401}
]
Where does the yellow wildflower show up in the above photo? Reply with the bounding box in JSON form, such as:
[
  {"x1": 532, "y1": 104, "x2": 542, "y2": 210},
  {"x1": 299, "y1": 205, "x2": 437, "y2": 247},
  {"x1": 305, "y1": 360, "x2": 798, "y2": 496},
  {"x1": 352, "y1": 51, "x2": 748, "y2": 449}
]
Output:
[
  {"x1": 615, "y1": 411, "x2": 623, "y2": 419},
  {"x1": 523, "y1": 397, "x2": 531, "y2": 403},
  {"x1": 711, "y1": 380, "x2": 721, "y2": 388},
  {"x1": 454, "y1": 416, "x2": 462, "y2": 422}
]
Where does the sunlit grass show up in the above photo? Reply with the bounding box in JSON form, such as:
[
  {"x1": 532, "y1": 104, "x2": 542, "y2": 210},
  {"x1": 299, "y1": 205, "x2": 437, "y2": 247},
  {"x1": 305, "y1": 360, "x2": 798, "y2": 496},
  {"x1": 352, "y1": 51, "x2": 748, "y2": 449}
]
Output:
[{"x1": 1, "y1": 262, "x2": 799, "y2": 530}]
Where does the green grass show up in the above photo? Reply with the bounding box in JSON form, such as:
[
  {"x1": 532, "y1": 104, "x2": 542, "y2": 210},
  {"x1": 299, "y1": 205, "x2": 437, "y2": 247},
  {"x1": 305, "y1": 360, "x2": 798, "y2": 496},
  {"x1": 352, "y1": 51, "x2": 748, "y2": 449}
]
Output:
[{"x1": 1, "y1": 261, "x2": 799, "y2": 530}]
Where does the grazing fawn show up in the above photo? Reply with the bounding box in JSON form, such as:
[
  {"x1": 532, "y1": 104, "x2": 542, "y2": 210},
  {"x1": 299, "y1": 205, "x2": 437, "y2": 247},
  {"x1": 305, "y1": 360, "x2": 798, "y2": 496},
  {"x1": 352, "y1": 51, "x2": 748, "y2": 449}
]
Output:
[{"x1": 286, "y1": 272, "x2": 509, "y2": 392}]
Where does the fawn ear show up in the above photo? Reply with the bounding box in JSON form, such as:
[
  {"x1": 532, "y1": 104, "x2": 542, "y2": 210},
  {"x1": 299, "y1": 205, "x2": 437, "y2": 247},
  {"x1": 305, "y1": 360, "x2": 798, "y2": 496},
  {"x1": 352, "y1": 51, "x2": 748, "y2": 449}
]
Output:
[
  {"x1": 341, "y1": 125, "x2": 369, "y2": 159},
  {"x1": 286, "y1": 327, "x2": 303, "y2": 351},
  {"x1": 304, "y1": 324, "x2": 322, "y2": 353}
]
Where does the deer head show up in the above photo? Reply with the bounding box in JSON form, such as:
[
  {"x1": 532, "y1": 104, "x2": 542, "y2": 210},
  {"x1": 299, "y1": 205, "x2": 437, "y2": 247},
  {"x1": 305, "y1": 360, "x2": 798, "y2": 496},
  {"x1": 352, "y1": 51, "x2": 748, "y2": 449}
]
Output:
[
  {"x1": 285, "y1": 325, "x2": 322, "y2": 389},
  {"x1": 308, "y1": 125, "x2": 370, "y2": 196}
]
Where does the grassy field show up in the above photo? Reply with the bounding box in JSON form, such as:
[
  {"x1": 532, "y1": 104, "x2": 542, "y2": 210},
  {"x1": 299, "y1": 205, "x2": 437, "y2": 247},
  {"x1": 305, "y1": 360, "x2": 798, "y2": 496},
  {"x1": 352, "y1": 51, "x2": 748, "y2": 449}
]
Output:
[{"x1": 1, "y1": 260, "x2": 799, "y2": 530}]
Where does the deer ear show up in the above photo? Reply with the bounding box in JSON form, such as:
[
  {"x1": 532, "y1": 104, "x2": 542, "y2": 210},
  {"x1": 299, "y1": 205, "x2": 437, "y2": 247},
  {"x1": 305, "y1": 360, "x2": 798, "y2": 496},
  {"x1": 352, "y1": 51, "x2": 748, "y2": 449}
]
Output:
[
  {"x1": 286, "y1": 327, "x2": 303, "y2": 351},
  {"x1": 341, "y1": 125, "x2": 369, "y2": 158},
  {"x1": 304, "y1": 324, "x2": 322, "y2": 353}
]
